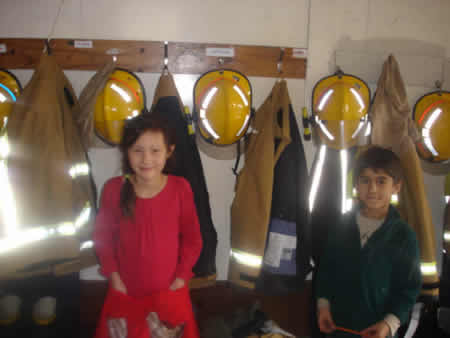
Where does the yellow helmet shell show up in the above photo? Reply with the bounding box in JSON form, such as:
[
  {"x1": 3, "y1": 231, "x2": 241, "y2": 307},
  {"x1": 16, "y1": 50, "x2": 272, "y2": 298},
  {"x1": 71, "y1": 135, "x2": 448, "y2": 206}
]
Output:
[
  {"x1": 312, "y1": 74, "x2": 370, "y2": 149},
  {"x1": 0, "y1": 69, "x2": 22, "y2": 130},
  {"x1": 413, "y1": 91, "x2": 450, "y2": 163},
  {"x1": 194, "y1": 69, "x2": 252, "y2": 145},
  {"x1": 94, "y1": 69, "x2": 146, "y2": 145}
]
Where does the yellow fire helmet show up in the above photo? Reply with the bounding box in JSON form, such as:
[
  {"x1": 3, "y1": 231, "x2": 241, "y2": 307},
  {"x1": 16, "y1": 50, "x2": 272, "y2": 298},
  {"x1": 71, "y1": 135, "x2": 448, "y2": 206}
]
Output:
[
  {"x1": 0, "y1": 69, "x2": 22, "y2": 131},
  {"x1": 413, "y1": 91, "x2": 450, "y2": 163},
  {"x1": 193, "y1": 69, "x2": 252, "y2": 145},
  {"x1": 312, "y1": 72, "x2": 371, "y2": 149},
  {"x1": 94, "y1": 68, "x2": 146, "y2": 145}
]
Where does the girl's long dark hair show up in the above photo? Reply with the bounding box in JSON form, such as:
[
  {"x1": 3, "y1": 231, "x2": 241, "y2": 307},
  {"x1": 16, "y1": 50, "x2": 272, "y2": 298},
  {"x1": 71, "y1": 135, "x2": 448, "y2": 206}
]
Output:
[{"x1": 119, "y1": 111, "x2": 176, "y2": 218}]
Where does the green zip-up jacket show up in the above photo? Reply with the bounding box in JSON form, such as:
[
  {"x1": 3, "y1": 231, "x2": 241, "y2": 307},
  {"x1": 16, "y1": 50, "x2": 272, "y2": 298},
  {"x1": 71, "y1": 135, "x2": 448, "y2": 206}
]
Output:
[{"x1": 315, "y1": 206, "x2": 421, "y2": 337}]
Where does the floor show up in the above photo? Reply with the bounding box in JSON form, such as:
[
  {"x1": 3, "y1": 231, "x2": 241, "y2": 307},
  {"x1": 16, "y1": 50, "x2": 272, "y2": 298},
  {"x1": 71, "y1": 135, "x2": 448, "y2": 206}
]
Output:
[
  {"x1": 0, "y1": 276, "x2": 313, "y2": 337},
  {"x1": 0, "y1": 273, "x2": 79, "y2": 338},
  {"x1": 80, "y1": 280, "x2": 313, "y2": 338}
]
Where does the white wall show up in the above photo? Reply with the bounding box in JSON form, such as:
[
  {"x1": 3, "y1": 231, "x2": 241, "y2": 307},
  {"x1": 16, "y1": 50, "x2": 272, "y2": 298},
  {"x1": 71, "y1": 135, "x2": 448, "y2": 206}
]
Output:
[
  {"x1": 0, "y1": 0, "x2": 309, "y2": 47},
  {"x1": 2, "y1": 0, "x2": 449, "y2": 278}
]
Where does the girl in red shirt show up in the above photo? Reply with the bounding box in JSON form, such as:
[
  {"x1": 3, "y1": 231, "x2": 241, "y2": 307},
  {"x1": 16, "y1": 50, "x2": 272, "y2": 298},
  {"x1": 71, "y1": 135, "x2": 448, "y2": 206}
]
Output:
[{"x1": 93, "y1": 112, "x2": 203, "y2": 338}]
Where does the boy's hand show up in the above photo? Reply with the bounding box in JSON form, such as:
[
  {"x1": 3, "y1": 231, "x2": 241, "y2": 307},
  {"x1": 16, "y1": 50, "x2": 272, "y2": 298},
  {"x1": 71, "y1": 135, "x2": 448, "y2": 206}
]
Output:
[
  {"x1": 169, "y1": 278, "x2": 185, "y2": 291},
  {"x1": 110, "y1": 272, "x2": 128, "y2": 294},
  {"x1": 361, "y1": 320, "x2": 390, "y2": 338},
  {"x1": 317, "y1": 307, "x2": 336, "y2": 334}
]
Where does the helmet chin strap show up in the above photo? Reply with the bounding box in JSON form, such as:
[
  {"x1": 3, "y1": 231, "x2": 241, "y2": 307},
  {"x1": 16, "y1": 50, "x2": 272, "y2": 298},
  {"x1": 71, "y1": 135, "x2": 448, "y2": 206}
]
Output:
[{"x1": 232, "y1": 140, "x2": 241, "y2": 176}]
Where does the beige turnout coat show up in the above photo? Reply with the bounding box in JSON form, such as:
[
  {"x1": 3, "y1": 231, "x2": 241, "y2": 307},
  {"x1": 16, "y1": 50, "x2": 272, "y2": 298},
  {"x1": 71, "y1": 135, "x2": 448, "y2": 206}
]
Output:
[
  {"x1": 370, "y1": 54, "x2": 438, "y2": 295},
  {"x1": 1, "y1": 53, "x2": 95, "y2": 279},
  {"x1": 229, "y1": 80, "x2": 292, "y2": 288}
]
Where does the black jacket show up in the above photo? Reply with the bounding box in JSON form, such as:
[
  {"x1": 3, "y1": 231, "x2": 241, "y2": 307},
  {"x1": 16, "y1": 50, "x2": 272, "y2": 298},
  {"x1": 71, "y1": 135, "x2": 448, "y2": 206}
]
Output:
[
  {"x1": 151, "y1": 74, "x2": 217, "y2": 277},
  {"x1": 256, "y1": 104, "x2": 312, "y2": 293}
]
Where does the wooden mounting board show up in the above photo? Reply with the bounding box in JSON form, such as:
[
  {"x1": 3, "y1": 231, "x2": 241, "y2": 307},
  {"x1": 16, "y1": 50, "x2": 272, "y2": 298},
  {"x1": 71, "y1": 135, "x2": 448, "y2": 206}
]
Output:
[{"x1": 0, "y1": 38, "x2": 306, "y2": 79}]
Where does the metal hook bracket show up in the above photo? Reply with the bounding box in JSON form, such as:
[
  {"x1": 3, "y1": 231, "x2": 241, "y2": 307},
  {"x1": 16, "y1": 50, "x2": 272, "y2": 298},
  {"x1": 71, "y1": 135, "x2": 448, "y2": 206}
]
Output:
[
  {"x1": 162, "y1": 41, "x2": 169, "y2": 74},
  {"x1": 44, "y1": 39, "x2": 53, "y2": 55},
  {"x1": 335, "y1": 66, "x2": 344, "y2": 78},
  {"x1": 277, "y1": 48, "x2": 285, "y2": 74},
  {"x1": 435, "y1": 80, "x2": 443, "y2": 95}
]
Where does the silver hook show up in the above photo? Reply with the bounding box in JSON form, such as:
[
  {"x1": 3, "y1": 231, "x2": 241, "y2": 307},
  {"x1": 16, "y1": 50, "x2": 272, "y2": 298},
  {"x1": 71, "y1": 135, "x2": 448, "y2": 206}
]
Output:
[
  {"x1": 435, "y1": 80, "x2": 442, "y2": 95},
  {"x1": 335, "y1": 66, "x2": 344, "y2": 78},
  {"x1": 43, "y1": 39, "x2": 52, "y2": 55},
  {"x1": 277, "y1": 48, "x2": 284, "y2": 74},
  {"x1": 162, "y1": 41, "x2": 169, "y2": 74}
]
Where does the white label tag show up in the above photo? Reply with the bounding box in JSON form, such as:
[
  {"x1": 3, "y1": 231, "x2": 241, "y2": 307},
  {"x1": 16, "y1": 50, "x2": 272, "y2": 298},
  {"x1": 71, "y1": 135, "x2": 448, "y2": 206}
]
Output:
[
  {"x1": 263, "y1": 232, "x2": 297, "y2": 268},
  {"x1": 106, "y1": 48, "x2": 121, "y2": 55},
  {"x1": 206, "y1": 47, "x2": 235, "y2": 58},
  {"x1": 74, "y1": 40, "x2": 93, "y2": 49},
  {"x1": 0, "y1": 44, "x2": 7, "y2": 54},
  {"x1": 292, "y1": 48, "x2": 307, "y2": 58}
]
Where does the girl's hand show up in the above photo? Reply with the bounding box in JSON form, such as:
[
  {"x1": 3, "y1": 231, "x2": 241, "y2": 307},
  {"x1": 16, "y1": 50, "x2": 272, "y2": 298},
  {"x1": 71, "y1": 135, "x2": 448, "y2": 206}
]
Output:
[
  {"x1": 110, "y1": 272, "x2": 128, "y2": 294},
  {"x1": 169, "y1": 278, "x2": 185, "y2": 291},
  {"x1": 361, "y1": 321, "x2": 390, "y2": 338},
  {"x1": 317, "y1": 307, "x2": 336, "y2": 334}
]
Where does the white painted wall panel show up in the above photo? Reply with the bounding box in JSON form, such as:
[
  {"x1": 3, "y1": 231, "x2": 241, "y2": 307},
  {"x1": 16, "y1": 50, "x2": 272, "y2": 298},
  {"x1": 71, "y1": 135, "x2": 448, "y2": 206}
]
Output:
[
  {"x1": 444, "y1": 59, "x2": 450, "y2": 91},
  {"x1": 367, "y1": 0, "x2": 450, "y2": 56},
  {"x1": 335, "y1": 51, "x2": 445, "y2": 88},
  {"x1": 0, "y1": 0, "x2": 309, "y2": 47}
]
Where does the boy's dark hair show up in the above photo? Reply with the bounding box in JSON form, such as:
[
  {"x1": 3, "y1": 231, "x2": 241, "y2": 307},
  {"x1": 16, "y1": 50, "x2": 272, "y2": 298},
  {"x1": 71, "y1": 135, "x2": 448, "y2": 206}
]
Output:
[
  {"x1": 119, "y1": 110, "x2": 176, "y2": 218},
  {"x1": 353, "y1": 146, "x2": 403, "y2": 184}
]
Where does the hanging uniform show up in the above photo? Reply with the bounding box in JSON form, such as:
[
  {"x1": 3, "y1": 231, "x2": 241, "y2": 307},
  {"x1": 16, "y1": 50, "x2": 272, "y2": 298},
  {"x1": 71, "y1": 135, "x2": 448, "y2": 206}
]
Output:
[
  {"x1": 256, "y1": 95, "x2": 311, "y2": 293},
  {"x1": 1, "y1": 52, "x2": 95, "y2": 280},
  {"x1": 151, "y1": 72, "x2": 217, "y2": 285},
  {"x1": 371, "y1": 54, "x2": 439, "y2": 298},
  {"x1": 412, "y1": 90, "x2": 450, "y2": 308},
  {"x1": 440, "y1": 174, "x2": 450, "y2": 307},
  {"x1": 230, "y1": 80, "x2": 311, "y2": 291},
  {"x1": 309, "y1": 147, "x2": 358, "y2": 262},
  {"x1": 76, "y1": 60, "x2": 116, "y2": 149}
]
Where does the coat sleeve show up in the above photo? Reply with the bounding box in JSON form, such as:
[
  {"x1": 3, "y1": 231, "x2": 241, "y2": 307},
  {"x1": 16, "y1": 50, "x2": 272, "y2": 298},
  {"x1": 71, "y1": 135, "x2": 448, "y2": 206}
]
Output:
[
  {"x1": 93, "y1": 179, "x2": 121, "y2": 278},
  {"x1": 385, "y1": 227, "x2": 422, "y2": 324},
  {"x1": 315, "y1": 229, "x2": 338, "y2": 304},
  {"x1": 175, "y1": 179, "x2": 203, "y2": 281}
]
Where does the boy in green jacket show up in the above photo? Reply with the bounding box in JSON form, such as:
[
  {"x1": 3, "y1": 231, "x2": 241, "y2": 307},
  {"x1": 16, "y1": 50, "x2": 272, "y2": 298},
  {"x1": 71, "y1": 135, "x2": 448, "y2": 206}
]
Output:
[{"x1": 316, "y1": 146, "x2": 421, "y2": 338}]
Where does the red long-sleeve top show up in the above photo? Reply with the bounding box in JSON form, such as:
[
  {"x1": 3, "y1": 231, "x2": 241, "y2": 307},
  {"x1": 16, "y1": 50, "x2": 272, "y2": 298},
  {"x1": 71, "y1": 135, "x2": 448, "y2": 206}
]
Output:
[{"x1": 93, "y1": 175, "x2": 203, "y2": 297}]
